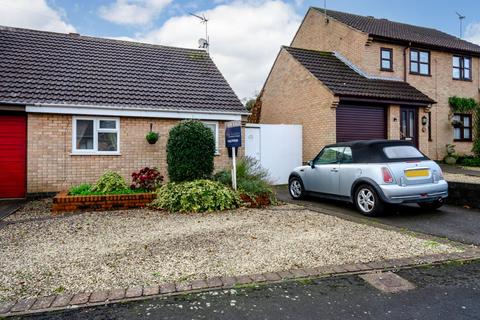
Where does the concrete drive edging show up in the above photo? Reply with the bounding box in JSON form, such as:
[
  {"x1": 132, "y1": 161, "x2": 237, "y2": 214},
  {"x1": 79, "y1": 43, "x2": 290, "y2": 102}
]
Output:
[{"x1": 1, "y1": 248, "x2": 480, "y2": 318}]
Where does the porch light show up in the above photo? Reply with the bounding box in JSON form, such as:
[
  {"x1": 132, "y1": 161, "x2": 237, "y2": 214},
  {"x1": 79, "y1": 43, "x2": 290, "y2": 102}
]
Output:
[{"x1": 421, "y1": 115, "x2": 428, "y2": 126}]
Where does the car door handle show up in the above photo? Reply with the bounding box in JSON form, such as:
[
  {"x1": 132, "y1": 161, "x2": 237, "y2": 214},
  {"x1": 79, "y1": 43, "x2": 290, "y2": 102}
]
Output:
[{"x1": 330, "y1": 168, "x2": 338, "y2": 172}]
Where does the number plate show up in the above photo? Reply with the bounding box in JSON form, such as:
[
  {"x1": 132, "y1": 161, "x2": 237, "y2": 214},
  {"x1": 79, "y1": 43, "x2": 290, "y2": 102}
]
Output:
[{"x1": 405, "y1": 169, "x2": 429, "y2": 178}]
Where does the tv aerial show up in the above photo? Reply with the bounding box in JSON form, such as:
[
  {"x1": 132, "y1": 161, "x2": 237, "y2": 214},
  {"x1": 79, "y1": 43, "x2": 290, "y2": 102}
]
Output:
[
  {"x1": 190, "y1": 13, "x2": 209, "y2": 52},
  {"x1": 456, "y1": 12, "x2": 465, "y2": 38}
]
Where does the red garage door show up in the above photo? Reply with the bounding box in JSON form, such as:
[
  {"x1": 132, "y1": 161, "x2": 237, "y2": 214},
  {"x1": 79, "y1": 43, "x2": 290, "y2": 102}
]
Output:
[
  {"x1": 336, "y1": 104, "x2": 386, "y2": 142},
  {"x1": 0, "y1": 114, "x2": 26, "y2": 198}
]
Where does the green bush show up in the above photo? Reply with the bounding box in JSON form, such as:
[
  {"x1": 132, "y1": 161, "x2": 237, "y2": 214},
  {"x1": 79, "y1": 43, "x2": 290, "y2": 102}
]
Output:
[
  {"x1": 91, "y1": 170, "x2": 129, "y2": 194},
  {"x1": 214, "y1": 157, "x2": 276, "y2": 204},
  {"x1": 166, "y1": 120, "x2": 215, "y2": 182},
  {"x1": 458, "y1": 156, "x2": 480, "y2": 167},
  {"x1": 69, "y1": 183, "x2": 93, "y2": 195},
  {"x1": 151, "y1": 179, "x2": 241, "y2": 213}
]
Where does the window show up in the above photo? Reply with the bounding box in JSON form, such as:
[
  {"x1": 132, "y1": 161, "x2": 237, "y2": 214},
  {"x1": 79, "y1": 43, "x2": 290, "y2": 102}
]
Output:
[
  {"x1": 383, "y1": 146, "x2": 424, "y2": 159},
  {"x1": 380, "y1": 48, "x2": 393, "y2": 71},
  {"x1": 453, "y1": 114, "x2": 472, "y2": 141},
  {"x1": 314, "y1": 147, "x2": 344, "y2": 164},
  {"x1": 73, "y1": 117, "x2": 119, "y2": 154},
  {"x1": 452, "y1": 56, "x2": 471, "y2": 80},
  {"x1": 202, "y1": 121, "x2": 219, "y2": 154},
  {"x1": 410, "y1": 49, "x2": 430, "y2": 75}
]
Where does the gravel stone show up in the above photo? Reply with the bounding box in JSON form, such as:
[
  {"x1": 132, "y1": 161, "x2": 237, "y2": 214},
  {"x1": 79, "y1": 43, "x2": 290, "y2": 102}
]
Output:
[
  {"x1": 0, "y1": 202, "x2": 459, "y2": 301},
  {"x1": 444, "y1": 172, "x2": 480, "y2": 184}
]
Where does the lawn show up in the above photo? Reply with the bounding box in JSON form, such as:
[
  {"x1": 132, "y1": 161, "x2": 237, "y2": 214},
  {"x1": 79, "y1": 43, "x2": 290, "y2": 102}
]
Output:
[{"x1": 0, "y1": 199, "x2": 459, "y2": 301}]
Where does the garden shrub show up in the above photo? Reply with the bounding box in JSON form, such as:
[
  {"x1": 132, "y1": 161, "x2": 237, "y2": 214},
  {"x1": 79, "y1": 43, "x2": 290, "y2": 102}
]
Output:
[
  {"x1": 214, "y1": 157, "x2": 276, "y2": 206},
  {"x1": 91, "y1": 170, "x2": 129, "y2": 194},
  {"x1": 151, "y1": 179, "x2": 241, "y2": 213},
  {"x1": 68, "y1": 183, "x2": 92, "y2": 196},
  {"x1": 131, "y1": 167, "x2": 164, "y2": 191},
  {"x1": 458, "y1": 156, "x2": 480, "y2": 167},
  {"x1": 167, "y1": 120, "x2": 215, "y2": 182}
]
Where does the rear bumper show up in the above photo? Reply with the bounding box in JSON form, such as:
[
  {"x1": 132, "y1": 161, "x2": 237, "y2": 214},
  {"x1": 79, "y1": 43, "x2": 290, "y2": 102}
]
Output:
[{"x1": 379, "y1": 180, "x2": 448, "y2": 204}]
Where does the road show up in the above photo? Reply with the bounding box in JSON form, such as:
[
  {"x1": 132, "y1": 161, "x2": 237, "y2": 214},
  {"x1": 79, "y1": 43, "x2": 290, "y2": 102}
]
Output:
[
  {"x1": 16, "y1": 260, "x2": 480, "y2": 320},
  {"x1": 276, "y1": 186, "x2": 480, "y2": 245}
]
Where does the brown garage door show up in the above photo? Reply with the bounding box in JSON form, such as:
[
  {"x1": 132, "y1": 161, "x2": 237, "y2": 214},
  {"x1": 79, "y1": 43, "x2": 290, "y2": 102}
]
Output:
[{"x1": 336, "y1": 104, "x2": 386, "y2": 142}]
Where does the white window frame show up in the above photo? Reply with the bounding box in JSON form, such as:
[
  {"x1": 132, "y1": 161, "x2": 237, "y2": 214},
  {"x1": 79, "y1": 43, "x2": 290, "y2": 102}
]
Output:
[
  {"x1": 202, "y1": 121, "x2": 220, "y2": 155},
  {"x1": 72, "y1": 116, "x2": 120, "y2": 155}
]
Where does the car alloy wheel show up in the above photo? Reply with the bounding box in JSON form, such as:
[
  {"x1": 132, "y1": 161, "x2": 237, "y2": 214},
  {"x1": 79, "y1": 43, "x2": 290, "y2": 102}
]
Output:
[
  {"x1": 357, "y1": 188, "x2": 375, "y2": 213},
  {"x1": 354, "y1": 184, "x2": 383, "y2": 216},
  {"x1": 289, "y1": 178, "x2": 304, "y2": 199}
]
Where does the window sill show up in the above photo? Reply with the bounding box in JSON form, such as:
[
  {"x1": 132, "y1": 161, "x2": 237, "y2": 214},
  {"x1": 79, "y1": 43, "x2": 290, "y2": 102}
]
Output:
[
  {"x1": 453, "y1": 140, "x2": 473, "y2": 143},
  {"x1": 409, "y1": 72, "x2": 431, "y2": 77},
  {"x1": 380, "y1": 68, "x2": 394, "y2": 72},
  {"x1": 452, "y1": 78, "x2": 472, "y2": 82},
  {"x1": 70, "y1": 152, "x2": 121, "y2": 156}
]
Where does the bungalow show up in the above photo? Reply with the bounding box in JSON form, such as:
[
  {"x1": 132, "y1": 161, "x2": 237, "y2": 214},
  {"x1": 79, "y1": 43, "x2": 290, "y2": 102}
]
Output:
[{"x1": 0, "y1": 26, "x2": 248, "y2": 199}]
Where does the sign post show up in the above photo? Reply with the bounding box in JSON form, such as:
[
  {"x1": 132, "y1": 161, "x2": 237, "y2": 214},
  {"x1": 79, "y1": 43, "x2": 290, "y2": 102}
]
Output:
[{"x1": 225, "y1": 121, "x2": 242, "y2": 191}]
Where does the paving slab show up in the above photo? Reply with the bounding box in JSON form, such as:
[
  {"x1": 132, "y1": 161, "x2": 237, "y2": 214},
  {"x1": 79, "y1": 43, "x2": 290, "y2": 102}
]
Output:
[{"x1": 360, "y1": 272, "x2": 416, "y2": 293}]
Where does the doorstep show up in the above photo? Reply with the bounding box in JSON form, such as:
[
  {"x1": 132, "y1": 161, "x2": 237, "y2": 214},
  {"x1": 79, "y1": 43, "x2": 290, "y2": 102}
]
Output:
[{"x1": 1, "y1": 247, "x2": 480, "y2": 317}]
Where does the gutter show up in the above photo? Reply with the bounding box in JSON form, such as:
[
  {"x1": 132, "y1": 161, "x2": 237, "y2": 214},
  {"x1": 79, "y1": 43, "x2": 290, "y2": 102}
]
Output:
[{"x1": 28, "y1": 102, "x2": 251, "y2": 116}]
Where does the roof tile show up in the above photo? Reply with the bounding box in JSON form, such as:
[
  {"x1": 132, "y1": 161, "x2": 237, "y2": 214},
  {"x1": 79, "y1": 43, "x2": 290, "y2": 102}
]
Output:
[{"x1": 0, "y1": 26, "x2": 246, "y2": 114}]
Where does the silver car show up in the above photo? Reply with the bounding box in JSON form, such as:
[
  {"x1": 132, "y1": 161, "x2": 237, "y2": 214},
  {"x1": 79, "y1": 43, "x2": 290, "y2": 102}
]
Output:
[{"x1": 288, "y1": 140, "x2": 448, "y2": 216}]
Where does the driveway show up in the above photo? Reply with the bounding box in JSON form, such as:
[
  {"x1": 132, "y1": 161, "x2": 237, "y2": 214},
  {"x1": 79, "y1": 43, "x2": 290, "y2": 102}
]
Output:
[{"x1": 276, "y1": 186, "x2": 480, "y2": 246}]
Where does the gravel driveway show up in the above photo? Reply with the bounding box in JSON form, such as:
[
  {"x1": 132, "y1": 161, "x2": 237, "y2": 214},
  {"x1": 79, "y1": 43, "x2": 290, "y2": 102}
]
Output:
[{"x1": 0, "y1": 200, "x2": 459, "y2": 301}]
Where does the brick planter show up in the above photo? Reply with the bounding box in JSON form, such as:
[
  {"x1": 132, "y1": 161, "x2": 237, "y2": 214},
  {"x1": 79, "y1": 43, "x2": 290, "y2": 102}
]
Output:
[
  {"x1": 239, "y1": 193, "x2": 272, "y2": 208},
  {"x1": 51, "y1": 192, "x2": 156, "y2": 213}
]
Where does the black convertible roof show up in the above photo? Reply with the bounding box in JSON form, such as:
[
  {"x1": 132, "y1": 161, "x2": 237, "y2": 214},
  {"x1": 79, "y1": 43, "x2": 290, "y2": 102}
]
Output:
[{"x1": 325, "y1": 140, "x2": 428, "y2": 163}]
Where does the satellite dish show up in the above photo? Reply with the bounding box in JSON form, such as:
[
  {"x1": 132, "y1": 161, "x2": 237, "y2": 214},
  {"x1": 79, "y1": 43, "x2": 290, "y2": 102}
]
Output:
[{"x1": 198, "y1": 38, "x2": 209, "y2": 49}]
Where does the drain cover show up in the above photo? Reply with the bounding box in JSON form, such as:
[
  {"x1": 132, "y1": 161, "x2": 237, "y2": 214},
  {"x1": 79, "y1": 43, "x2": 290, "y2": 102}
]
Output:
[{"x1": 360, "y1": 272, "x2": 416, "y2": 293}]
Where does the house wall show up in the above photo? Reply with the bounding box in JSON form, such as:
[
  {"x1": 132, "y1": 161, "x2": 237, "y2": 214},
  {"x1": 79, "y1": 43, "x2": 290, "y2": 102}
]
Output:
[
  {"x1": 290, "y1": 8, "x2": 480, "y2": 159},
  {"x1": 364, "y1": 42, "x2": 480, "y2": 158},
  {"x1": 291, "y1": 8, "x2": 369, "y2": 66},
  {"x1": 27, "y1": 113, "x2": 241, "y2": 193},
  {"x1": 259, "y1": 49, "x2": 337, "y2": 161}
]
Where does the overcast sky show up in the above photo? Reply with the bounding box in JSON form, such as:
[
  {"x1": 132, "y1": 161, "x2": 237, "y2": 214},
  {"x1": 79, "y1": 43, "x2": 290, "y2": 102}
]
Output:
[{"x1": 1, "y1": 0, "x2": 480, "y2": 101}]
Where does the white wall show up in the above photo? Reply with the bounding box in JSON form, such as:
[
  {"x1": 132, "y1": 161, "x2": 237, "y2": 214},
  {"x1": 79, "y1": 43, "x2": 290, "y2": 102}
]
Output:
[{"x1": 245, "y1": 124, "x2": 302, "y2": 185}]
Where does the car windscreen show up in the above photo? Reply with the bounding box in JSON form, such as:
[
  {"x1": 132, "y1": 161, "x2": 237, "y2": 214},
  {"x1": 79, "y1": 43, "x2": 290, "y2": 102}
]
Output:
[{"x1": 383, "y1": 146, "x2": 424, "y2": 159}]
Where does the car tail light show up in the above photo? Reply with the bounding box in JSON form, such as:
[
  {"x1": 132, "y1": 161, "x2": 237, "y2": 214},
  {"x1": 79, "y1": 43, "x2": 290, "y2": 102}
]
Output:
[{"x1": 382, "y1": 167, "x2": 394, "y2": 183}]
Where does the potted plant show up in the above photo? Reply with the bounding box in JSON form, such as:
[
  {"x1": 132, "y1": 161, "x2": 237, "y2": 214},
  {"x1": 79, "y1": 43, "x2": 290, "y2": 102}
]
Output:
[
  {"x1": 146, "y1": 123, "x2": 159, "y2": 144},
  {"x1": 451, "y1": 119, "x2": 464, "y2": 128},
  {"x1": 146, "y1": 131, "x2": 159, "y2": 144},
  {"x1": 444, "y1": 144, "x2": 457, "y2": 165}
]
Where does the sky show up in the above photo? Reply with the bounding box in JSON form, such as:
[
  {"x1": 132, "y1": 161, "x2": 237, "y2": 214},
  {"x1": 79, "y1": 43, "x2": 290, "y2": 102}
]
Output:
[{"x1": 1, "y1": 0, "x2": 480, "y2": 101}]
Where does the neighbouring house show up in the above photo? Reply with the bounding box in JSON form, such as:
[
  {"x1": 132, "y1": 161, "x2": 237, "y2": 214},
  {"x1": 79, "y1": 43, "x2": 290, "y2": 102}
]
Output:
[
  {"x1": 0, "y1": 26, "x2": 248, "y2": 199},
  {"x1": 253, "y1": 8, "x2": 480, "y2": 162}
]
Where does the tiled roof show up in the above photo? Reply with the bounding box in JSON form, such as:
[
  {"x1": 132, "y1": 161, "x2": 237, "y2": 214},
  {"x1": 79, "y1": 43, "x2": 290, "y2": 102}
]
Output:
[
  {"x1": 284, "y1": 46, "x2": 434, "y2": 104},
  {"x1": 313, "y1": 8, "x2": 480, "y2": 55},
  {"x1": 0, "y1": 26, "x2": 246, "y2": 114}
]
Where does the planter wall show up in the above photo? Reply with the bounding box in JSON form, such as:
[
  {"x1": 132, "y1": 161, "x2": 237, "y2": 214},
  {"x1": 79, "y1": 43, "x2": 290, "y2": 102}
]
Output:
[
  {"x1": 52, "y1": 192, "x2": 156, "y2": 213},
  {"x1": 240, "y1": 193, "x2": 272, "y2": 208},
  {"x1": 447, "y1": 182, "x2": 480, "y2": 209}
]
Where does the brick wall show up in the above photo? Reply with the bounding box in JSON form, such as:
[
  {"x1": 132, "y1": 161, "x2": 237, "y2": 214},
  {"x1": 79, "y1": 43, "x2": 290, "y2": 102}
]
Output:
[
  {"x1": 291, "y1": 9, "x2": 368, "y2": 66},
  {"x1": 27, "y1": 114, "x2": 240, "y2": 193},
  {"x1": 259, "y1": 49, "x2": 338, "y2": 161}
]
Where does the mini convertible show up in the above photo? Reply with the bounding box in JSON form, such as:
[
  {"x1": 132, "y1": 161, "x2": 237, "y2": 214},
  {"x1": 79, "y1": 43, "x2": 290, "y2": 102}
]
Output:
[{"x1": 288, "y1": 140, "x2": 448, "y2": 216}]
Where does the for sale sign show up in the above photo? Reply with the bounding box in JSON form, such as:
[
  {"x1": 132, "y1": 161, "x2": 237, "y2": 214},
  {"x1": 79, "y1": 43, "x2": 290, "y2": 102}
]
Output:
[{"x1": 225, "y1": 121, "x2": 242, "y2": 148}]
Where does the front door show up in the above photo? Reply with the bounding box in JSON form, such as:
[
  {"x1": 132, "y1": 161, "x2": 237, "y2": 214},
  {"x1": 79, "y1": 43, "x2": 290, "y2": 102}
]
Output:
[{"x1": 400, "y1": 107, "x2": 418, "y2": 146}]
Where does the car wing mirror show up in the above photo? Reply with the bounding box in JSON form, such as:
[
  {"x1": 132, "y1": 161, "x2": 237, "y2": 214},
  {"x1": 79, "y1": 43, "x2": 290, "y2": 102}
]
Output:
[{"x1": 307, "y1": 160, "x2": 315, "y2": 168}]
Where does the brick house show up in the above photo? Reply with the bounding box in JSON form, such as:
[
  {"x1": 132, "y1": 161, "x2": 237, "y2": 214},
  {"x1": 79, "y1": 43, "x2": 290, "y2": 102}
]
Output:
[
  {"x1": 254, "y1": 8, "x2": 480, "y2": 162},
  {"x1": 0, "y1": 26, "x2": 247, "y2": 199}
]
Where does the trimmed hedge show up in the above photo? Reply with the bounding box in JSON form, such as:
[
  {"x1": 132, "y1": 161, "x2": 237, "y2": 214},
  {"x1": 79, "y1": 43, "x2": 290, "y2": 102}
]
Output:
[{"x1": 167, "y1": 120, "x2": 215, "y2": 182}]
